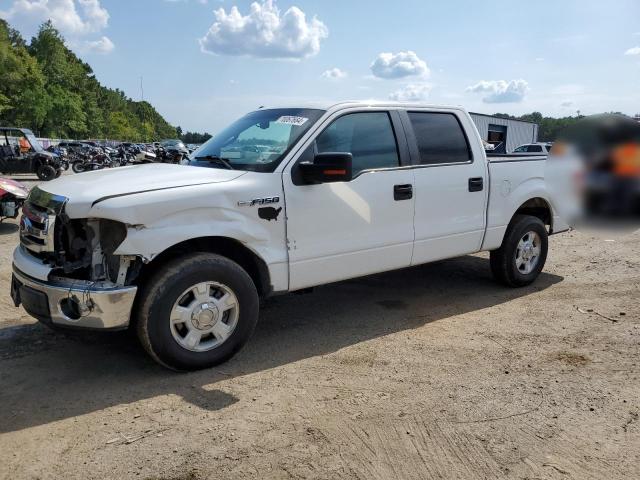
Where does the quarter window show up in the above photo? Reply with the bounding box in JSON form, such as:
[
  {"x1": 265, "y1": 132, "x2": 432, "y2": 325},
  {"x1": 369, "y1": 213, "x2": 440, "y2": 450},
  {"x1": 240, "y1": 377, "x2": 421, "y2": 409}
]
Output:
[
  {"x1": 315, "y1": 112, "x2": 400, "y2": 176},
  {"x1": 408, "y1": 112, "x2": 471, "y2": 165}
]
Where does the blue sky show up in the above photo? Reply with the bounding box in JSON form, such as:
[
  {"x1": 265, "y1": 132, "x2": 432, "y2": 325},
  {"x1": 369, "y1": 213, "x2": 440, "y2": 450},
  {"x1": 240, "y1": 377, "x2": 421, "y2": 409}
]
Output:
[{"x1": 2, "y1": 0, "x2": 639, "y2": 133}]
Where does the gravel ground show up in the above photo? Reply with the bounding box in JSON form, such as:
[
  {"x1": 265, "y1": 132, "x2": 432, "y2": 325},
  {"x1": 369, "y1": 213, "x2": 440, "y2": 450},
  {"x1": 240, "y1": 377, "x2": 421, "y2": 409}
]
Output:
[{"x1": 0, "y1": 174, "x2": 638, "y2": 480}]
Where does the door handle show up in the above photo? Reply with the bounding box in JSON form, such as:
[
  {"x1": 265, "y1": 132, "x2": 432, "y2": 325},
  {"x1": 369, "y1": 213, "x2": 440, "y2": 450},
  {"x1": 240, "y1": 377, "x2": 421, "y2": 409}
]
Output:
[
  {"x1": 394, "y1": 184, "x2": 413, "y2": 200},
  {"x1": 468, "y1": 177, "x2": 483, "y2": 192}
]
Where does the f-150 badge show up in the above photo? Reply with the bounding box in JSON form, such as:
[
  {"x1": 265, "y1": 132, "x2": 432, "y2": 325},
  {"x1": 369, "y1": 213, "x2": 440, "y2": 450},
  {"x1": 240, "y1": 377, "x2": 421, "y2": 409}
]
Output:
[{"x1": 237, "y1": 196, "x2": 280, "y2": 207}]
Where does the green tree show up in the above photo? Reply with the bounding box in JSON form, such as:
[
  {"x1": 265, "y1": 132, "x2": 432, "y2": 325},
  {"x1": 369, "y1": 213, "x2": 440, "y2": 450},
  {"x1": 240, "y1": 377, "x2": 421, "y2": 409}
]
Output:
[
  {"x1": 1, "y1": 19, "x2": 177, "y2": 141},
  {"x1": 0, "y1": 20, "x2": 49, "y2": 131}
]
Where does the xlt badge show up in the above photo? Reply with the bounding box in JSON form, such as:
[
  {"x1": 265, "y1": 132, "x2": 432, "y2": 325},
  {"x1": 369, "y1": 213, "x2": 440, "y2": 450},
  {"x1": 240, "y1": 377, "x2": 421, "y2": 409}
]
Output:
[{"x1": 238, "y1": 196, "x2": 280, "y2": 207}]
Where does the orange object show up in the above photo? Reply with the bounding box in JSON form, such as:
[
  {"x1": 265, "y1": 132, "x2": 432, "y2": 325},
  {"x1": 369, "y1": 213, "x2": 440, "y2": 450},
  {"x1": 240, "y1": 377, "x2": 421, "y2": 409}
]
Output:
[
  {"x1": 612, "y1": 142, "x2": 640, "y2": 177},
  {"x1": 18, "y1": 136, "x2": 30, "y2": 153}
]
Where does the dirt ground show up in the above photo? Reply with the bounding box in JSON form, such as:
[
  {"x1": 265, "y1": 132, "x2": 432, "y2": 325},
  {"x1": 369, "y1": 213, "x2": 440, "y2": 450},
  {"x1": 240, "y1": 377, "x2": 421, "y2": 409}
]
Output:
[{"x1": 0, "y1": 174, "x2": 638, "y2": 480}]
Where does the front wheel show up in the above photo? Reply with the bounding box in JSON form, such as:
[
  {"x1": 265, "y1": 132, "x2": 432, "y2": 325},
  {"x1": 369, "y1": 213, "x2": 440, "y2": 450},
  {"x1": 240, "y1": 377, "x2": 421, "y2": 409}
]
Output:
[
  {"x1": 135, "y1": 253, "x2": 259, "y2": 370},
  {"x1": 490, "y1": 214, "x2": 548, "y2": 287}
]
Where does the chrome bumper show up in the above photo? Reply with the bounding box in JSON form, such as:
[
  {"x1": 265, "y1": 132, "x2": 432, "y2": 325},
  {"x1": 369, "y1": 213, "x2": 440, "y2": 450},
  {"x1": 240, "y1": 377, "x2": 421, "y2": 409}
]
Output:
[{"x1": 12, "y1": 267, "x2": 138, "y2": 330}]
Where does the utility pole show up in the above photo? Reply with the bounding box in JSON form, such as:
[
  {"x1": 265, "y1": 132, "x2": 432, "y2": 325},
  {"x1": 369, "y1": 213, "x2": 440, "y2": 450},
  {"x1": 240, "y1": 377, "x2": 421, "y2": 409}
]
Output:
[{"x1": 140, "y1": 75, "x2": 147, "y2": 142}]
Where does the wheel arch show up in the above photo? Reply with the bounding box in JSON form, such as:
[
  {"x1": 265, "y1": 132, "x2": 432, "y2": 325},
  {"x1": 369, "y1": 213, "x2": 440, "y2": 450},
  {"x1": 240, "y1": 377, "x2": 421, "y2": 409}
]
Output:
[
  {"x1": 137, "y1": 236, "x2": 272, "y2": 297},
  {"x1": 512, "y1": 197, "x2": 553, "y2": 231}
]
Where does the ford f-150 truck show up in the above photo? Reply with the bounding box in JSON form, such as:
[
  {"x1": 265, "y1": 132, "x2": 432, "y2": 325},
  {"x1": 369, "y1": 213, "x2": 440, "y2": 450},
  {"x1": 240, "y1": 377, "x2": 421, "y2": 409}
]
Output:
[{"x1": 10, "y1": 102, "x2": 571, "y2": 370}]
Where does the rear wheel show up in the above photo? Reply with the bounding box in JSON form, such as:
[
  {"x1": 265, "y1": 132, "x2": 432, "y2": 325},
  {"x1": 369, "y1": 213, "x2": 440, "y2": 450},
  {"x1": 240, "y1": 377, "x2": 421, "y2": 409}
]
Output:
[
  {"x1": 490, "y1": 214, "x2": 548, "y2": 287},
  {"x1": 36, "y1": 164, "x2": 56, "y2": 181},
  {"x1": 135, "y1": 253, "x2": 259, "y2": 370}
]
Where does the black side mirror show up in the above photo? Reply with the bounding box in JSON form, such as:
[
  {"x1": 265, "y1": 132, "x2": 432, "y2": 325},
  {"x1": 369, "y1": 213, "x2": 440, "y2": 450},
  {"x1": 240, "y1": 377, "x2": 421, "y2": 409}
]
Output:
[{"x1": 299, "y1": 152, "x2": 353, "y2": 184}]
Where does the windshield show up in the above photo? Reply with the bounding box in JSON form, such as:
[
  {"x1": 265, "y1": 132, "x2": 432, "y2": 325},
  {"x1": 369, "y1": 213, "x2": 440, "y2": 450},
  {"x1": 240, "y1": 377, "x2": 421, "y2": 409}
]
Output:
[
  {"x1": 190, "y1": 108, "x2": 325, "y2": 172},
  {"x1": 23, "y1": 130, "x2": 44, "y2": 152}
]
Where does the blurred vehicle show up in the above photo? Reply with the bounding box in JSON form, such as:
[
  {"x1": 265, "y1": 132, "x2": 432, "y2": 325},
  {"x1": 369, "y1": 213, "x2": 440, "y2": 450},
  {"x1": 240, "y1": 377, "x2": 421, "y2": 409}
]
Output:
[
  {"x1": 512, "y1": 143, "x2": 552, "y2": 154},
  {"x1": 0, "y1": 127, "x2": 64, "y2": 180},
  {"x1": 0, "y1": 177, "x2": 28, "y2": 222},
  {"x1": 557, "y1": 114, "x2": 640, "y2": 216}
]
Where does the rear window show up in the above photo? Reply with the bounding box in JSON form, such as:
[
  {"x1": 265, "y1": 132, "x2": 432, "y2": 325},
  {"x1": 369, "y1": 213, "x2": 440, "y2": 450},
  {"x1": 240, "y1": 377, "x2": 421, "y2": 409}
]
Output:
[{"x1": 408, "y1": 112, "x2": 471, "y2": 165}]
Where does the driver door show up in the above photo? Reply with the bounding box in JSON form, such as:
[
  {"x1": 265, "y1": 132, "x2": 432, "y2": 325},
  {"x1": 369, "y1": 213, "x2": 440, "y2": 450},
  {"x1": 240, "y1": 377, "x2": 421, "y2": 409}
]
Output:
[{"x1": 283, "y1": 110, "x2": 415, "y2": 290}]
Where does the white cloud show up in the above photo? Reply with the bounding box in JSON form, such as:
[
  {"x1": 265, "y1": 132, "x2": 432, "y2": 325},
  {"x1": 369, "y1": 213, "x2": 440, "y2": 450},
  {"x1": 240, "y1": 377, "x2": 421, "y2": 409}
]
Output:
[
  {"x1": 199, "y1": 0, "x2": 328, "y2": 59},
  {"x1": 370, "y1": 51, "x2": 429, "y2": 79},
  {"x1": 0, "y1": 0, "x2": 113, "y2": 52},
  {"x1": 321, "y1": 67, "x2": 347, "y2": 80},
  {"x1": 389, "y1": 83, "x2": 431, "y2": 102},
  {"x1": 1, "y1": 0, "x2": 109, "y2": 35},
  {"x1": 560, "y1": 100, "x2": 573, "y2": 108},
  {"x1": 466, "y1": 79, "x2": 529, "y2": 103},
  {"x1": 73, "y1": 35, "x2": 114, "y2": 54},
  {"x1": 624, "y1": 46, "x2": 640, "y2": 56}
]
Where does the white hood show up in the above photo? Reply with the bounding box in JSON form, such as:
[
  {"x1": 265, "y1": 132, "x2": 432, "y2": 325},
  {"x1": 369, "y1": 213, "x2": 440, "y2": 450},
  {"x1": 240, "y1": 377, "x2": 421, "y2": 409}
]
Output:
[{"x1": 38, "y1": 164, "x2": 246, "y2": 218}]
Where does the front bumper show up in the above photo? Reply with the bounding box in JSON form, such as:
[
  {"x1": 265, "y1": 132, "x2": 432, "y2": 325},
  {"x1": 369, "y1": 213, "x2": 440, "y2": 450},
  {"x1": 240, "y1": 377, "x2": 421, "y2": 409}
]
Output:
[{"x1": 11, "y1": 266, "x2": 138, "y2": 330}]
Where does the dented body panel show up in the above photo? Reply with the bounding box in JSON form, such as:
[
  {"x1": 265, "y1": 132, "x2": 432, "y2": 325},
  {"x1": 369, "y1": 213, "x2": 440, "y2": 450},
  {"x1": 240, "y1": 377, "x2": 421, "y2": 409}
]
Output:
[{"x1": 94, "y1": 173, "x2": 289, "y2": 291}]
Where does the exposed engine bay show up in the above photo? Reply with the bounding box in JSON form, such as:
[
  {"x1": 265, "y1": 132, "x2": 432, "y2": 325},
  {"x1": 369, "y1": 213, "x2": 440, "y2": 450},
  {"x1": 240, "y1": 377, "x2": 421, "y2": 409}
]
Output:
[
  {"x1": 50, "y1": 216, "x2": 142, "y2": 285},
  {"x1": 19, "y1": 189, "x2": 143, "y2": 288}
]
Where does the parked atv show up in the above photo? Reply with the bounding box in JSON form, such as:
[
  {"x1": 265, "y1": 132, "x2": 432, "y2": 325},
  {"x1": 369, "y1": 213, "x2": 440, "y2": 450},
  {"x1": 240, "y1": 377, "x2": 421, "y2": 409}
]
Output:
[
  {"x1": 0, "y1": 127, "x2": 64, "y2": 181},
  {"x1": 0, "y1": 177, "x2": 28, "y2": 222}
]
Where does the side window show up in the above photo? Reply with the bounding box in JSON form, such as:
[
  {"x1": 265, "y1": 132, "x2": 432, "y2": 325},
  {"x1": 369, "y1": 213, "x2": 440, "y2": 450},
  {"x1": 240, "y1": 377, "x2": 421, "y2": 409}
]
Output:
[
  {"x1": 527, "y1": 145, "x2": 543, "y2": 152},
  {"x1": 408, "y1": 112, "x2": 471, "y2": 165},
  {"x1": 514, "y1": 146, "x2": 527, "y2": 152},
  {"x1": 315, "y1": 112, "x2": 399, "y2": 176}
]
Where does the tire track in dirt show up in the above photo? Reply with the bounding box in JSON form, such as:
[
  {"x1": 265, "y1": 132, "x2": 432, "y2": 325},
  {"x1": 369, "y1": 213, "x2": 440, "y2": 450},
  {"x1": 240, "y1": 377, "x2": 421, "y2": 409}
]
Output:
[{"x1": 324, "y1": 415, "x2": 503, "y2": 479}]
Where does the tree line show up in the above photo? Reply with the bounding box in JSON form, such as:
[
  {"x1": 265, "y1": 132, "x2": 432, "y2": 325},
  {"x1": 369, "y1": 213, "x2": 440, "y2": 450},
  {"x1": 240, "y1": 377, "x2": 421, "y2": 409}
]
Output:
[{"x1": 0, "y1": 19, "x2": 177, "y2": 141}]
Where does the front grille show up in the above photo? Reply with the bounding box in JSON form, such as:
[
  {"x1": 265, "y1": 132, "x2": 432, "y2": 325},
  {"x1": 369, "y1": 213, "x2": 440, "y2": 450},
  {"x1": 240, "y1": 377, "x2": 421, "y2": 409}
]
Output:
[
  {"x1": 19, "y1": 187, "x2": 68, "y2": 256},
  {"x1": 20, "y1": 202, "x2": 56, "y2": 254}
]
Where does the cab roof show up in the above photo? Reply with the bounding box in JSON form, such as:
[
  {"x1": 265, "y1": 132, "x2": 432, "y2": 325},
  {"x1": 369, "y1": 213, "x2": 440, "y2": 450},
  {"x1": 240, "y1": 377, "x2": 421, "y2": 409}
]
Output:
[{"x1": 255, "y1": 101, "x2": 468, "y2": 114}]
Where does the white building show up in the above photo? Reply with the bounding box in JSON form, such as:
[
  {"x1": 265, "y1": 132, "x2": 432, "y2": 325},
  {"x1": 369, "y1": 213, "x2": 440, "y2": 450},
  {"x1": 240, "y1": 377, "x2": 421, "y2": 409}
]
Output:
[{"x1": 470, "y1": 113, "x2": 539, "y2": 153}]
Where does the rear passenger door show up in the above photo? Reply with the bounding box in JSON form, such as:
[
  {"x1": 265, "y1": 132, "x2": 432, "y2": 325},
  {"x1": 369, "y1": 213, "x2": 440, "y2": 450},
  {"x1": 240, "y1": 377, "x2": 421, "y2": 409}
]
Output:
[{"x1": 401, "y1": 110, "x2": 488, "y2": 265}]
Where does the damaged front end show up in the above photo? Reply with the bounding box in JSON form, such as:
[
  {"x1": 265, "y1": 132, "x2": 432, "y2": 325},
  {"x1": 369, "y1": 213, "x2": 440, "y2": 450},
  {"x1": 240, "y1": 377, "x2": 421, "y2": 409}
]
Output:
[{"x1": 12, "y1": 187, "x2": 141, "y2": 329}]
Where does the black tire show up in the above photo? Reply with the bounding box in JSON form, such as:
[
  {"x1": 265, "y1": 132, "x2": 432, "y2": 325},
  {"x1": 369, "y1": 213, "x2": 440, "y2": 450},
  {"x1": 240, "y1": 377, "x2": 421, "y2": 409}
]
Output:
[
  {"x1": 490, "y1": 214, "x2": 548, "y2": 287},
  {"x1": 36, "y1": 164, "x2": 56, "y2": 181},
  {"x1": 71, "y1": 161, "x2": 85, "y2": 173},
  {"x1": 135, "y1": 253, "x2": 259, "y2": 371},
  {"x1": 54, "y1": 169, "x2": 62, "y2": 178}
]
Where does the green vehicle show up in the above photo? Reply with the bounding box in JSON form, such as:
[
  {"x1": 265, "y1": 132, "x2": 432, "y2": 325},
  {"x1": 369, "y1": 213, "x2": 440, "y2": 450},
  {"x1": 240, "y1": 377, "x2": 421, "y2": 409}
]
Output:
[{"x1": 0, "y1": 127, "x2": 64, "y2": 181}]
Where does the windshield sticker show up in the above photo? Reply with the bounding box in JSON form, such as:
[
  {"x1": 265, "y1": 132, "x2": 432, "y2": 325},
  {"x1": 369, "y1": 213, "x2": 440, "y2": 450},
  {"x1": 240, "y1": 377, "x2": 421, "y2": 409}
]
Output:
[{"x1": 275, "y1": 116, "x2": 308, "y2": 126}]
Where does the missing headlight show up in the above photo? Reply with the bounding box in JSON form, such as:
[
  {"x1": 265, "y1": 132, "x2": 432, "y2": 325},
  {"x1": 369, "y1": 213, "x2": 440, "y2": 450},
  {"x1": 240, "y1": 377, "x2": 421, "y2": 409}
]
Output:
[{"x1": 99, "y1": 219, "x2": 127, "y2": 255}]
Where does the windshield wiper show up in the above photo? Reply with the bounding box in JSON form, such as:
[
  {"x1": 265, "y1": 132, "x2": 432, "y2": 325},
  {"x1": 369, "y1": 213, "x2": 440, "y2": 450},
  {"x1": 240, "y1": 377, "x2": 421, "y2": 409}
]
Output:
[{"x1": 194, "y1": 154, "x2": 235, "y2": 170}]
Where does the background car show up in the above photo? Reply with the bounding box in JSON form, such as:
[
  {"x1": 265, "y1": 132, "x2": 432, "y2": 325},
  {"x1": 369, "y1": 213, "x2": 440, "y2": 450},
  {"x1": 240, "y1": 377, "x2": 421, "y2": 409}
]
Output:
[{"x1": 512, "y1": 142, "x2": 553, "y2": 154}]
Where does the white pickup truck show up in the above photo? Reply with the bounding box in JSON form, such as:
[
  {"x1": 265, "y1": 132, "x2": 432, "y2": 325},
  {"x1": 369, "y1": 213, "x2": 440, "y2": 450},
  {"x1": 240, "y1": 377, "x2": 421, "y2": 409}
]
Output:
[{"x1": 10, "y1": 102, "x2": 571, "y2": 370}]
